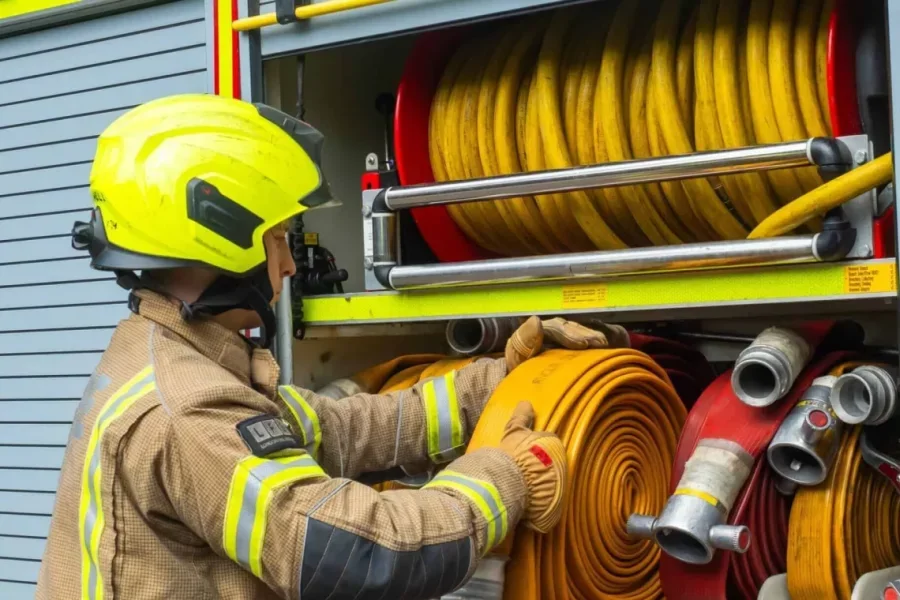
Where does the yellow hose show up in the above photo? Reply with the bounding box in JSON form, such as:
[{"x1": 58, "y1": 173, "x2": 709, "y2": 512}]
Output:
[
  {"x1": 787, "y1": 427, "x2": 900, "y2": 599},
  {"x1": 785, "y1": 362, "x2": 900, "y2": 600},
  {"x1": 427, "y1": 0, "x2": 845, "y2": 255},
  {"x1": 748, "y1": 153, "x2": 894, "y2": 238},
  {"x1": 467, "y1": 349, "x2": 685, "y2": 600}
]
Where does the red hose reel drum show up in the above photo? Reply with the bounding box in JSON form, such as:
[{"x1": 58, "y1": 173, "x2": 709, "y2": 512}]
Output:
[{"x1": 393, "y1": 26, "x2": 490, "y2": 263}]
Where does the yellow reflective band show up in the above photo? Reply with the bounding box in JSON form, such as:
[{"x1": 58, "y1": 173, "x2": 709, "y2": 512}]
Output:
[
  {"x1": 674, "y1": 487, "x2": 724, "y2": 511},
  {"x1": 79, "y1": 366, "x2": 156, "y2": 600},
  {"x1": 223, "y1": 453, "x2": 325, "y2": 577},
  {"x1": 422, "y1": 371, "x2": 465, "y2": 464},
  {"x1": 277, "y1": 386, "x2": 322, "y2": 457},
  {"x1": 301, "y1": 260, "x2": 898, "y2": 325},
  {"x1": 425, "y1": 470, "x2": 507, "y2": 553}
]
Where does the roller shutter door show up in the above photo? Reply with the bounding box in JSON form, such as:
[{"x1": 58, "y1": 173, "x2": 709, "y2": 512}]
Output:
[{"x1": 0, "y1": 1, "x2": 207, "y2": 596}]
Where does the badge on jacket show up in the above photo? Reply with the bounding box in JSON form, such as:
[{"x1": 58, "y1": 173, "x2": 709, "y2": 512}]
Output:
[{"x1": 236, "y1": 414, "x2": 303, "y2": 456}]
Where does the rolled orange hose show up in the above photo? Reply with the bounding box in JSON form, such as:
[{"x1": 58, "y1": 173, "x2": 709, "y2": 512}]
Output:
[
  {"x1": 467, "y1": 348, "x2": 686, "y2": 600},
  {"x1": 787, "y1": 423, "x2": 900, "y2": 599}
]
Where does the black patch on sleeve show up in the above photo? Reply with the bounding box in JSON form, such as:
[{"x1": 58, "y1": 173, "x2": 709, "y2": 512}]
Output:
[
  {"x1": 236, "y1": 414, "x2": 302, "y2": 457},
  {"x1": 300, "y1": 518, "x2": 472, "y2": 600}
]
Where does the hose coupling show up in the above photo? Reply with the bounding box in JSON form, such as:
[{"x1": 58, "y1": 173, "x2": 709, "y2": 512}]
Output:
[
  {"x1": 830, "y1": 365, "x2": 898, "y2": 425},
  {"x1": 767, "y1": 376, "x2": 841, "y2": 486},
  {"x1": 774, "y1": 475, "x2": 799, "y2": 496},
  {"x1": 731, "y1": 327, "x2": 811, "y2": 407},
  {"x1": 627, "y1": 439, "x2": 753, "y2": 564},
  {"x1": 441, "y1": 554, "x2": 507, "y2": 599},
  {"x1": 627, "y1": 495, "x2": 751, "y2": 564},
  {"x1": 446, "y1": 318, "x2": 521, "y2": 356}
]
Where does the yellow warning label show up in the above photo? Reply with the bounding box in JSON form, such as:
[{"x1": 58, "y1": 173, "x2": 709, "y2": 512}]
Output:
[
  {"x1": 561, "y1": 283, "x2": 608, "y2": 308},
  {"x1": 843, "y1": 263, "x2": 895, "y2": 294},
  {"x1": 303, "y1": 232, "x2": 319, "y2": 246}
]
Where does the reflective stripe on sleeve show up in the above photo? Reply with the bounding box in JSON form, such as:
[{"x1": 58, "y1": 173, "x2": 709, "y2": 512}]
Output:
[
  {"x1": 223, "y1": 452, "x2": 325, "y2": 577},
  {"x1": 424, "y1": 469, "x2": 508, "y2": 553},
  {"x1": 422, "y1": 371, "x2": 465, "y2": 464},
  {"x1": 79, "y1": 366, "x2": 157, "y2": 600},
  {"x1": 277, "y1": 386, "x2": 322, "y2": 457}
]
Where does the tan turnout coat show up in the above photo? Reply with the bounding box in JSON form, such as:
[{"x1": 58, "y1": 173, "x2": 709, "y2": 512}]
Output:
[{"x1": 36, "y1": 290, "x2": 525, "y2": 599}]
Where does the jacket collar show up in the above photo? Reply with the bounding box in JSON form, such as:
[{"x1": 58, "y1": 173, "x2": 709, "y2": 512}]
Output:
[{"x1": 131, "y1": 289, "x2": 281, "y2": 388}]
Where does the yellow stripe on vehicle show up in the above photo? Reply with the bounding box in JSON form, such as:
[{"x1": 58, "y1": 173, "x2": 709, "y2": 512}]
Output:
[
  {"x1": 422, "y1": 372, "x2": 465, "y2": 463},
  {"x1": 79, "y1": 366, "x2": 156, "y2": 600},
  {"x1": 302, "y1": 260, "x2": 897, "y2": 324},
  {"x1": 425, "y1": 470, "x2": 507, "y2": 553},
  {"x1": 277, "y1": 386, "x2": 322, "y2": 457},
  {"x1": 223, "y1": 453, "x2": 325, "y2": 577},
  {"x1": 0, "y1": 0, "x2": 80, "y2": 20}
]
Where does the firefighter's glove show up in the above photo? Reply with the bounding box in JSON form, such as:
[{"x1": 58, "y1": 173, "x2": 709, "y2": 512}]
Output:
[
  {"x1": 498, "y1": 401, "x2": 567, "y2": 534},
  {"x1": 505, "y1": 316, "x2": 628, "y2": 371}
]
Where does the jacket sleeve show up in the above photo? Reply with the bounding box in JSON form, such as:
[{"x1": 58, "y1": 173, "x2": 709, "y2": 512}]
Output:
[
  {"x1": 277, "y1": 357, "x2": 508, "y2": 479},
  {"x1": 161, "y1": 384, "x2": 527, "y2": 600}
]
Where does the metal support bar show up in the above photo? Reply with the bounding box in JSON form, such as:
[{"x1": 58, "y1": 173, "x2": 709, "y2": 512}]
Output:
[
  {"x1": 363, "y1": 136, "x2": 869, "y2": 292},
  {"x1": 379, "y1": 138, "x2": 848, "y2": 211},
  {"x1": 381, "y1": 236, "x2": 821, "y2": 290}
]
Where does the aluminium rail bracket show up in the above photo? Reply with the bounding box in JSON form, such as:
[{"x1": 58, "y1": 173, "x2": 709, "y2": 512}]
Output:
[
  {"x1": 835, "y1": 134, "x2": 877, "y2": 259},
  {"x1": 275, "y1": 0, "x2": 305, "y2": 24}
]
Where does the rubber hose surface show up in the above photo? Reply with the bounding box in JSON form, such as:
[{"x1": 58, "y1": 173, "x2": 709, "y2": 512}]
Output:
[
  {"x1": 426, "y1": 0, "x2": 836, "y2": 256},
  {"x1": 659, "y1": 351, "x2": 853, "y2": 600},
  {"x1": 787, "y1": 427, "x2": 900, "y2": 599},
  {"x1": 728, "y1": 361, "x2": 859, "y2": 599},
  {"x1": 748, "y1": 152, "x2": 895, "y2": 238},
  {"x1": 467, "y1": 348, "x2": 686, "y2": 600}
]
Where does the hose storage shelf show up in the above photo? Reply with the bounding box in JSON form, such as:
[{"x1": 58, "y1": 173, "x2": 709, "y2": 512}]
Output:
[{"x1": 301, "y1": 257, "x2": 897, "y2": 326}]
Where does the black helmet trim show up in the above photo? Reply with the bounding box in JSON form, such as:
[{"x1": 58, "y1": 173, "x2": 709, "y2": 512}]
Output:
[
  {"x1": 73, "y1": 209, "x2": 277, "y2": 348},
  {"x1": 254, "y1": 103, "x2": 337, "y2": 209},
  {"x1": 72, "y1": 208, "x2": 200, "y2": 273},
  {"x1": 72, "y1": 208, "x2": 264, "y2": 277},
  {"x1": 186, "y1": 178, "x2": 264, "y2": 250}
]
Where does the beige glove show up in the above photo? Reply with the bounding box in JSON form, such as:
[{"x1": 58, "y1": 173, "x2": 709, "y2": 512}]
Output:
[
  {"x1": 497, "y1": 401, "x2": 567, "y2": 533},
  {"x1": 505, "y1": 316, "x2": 629, "y2": 371}
]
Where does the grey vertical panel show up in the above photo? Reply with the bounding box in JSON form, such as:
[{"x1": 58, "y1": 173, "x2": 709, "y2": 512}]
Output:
[{"x1": 0, "y1": 0, "x2": 209, "y2": 589}]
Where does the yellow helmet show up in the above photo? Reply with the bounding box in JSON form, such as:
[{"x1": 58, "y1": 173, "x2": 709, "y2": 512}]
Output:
[
  {"x1": 73, "y1": 93, "x2": 334, "y2": 276},
  {"x1": 71, "y1": 94, "x2": 335, "y2": 345}
]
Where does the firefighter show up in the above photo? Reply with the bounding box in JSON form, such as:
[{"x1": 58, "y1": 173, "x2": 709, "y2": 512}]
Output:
[{"x1": 36, "y1": 94, "x2": 618, "y2": 599}]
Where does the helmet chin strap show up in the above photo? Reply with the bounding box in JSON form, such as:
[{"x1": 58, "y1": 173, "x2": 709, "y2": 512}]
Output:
[{"x1": 181, "y1": 268, "x2": 277, "y2": 348}]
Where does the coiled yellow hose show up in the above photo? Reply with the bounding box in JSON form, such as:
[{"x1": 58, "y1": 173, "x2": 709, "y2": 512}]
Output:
[
  {"x1": 466, "y1": 349, "x2": 685, "y2": 600},
  {"x1": 749, "y1": 153, "x2": 895, "y2": 238},
  {"x1": 786, "y1": 362, "x2": 900, "y2": 600},
  {"x1": 787, "y1": 429, "x2": 900, "y2": 599},
  {"x1": 428, "y1": 0, "x2": 841, "y2": 255}
]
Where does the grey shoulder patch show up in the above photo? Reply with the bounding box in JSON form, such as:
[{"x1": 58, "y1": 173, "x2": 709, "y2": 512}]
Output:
[
  {"x1": 300, "y1": 518, "x2": 471, "y2": 600},
  {"x1": 236, "y1": 414, "x2": 303, "y2": 457}
]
